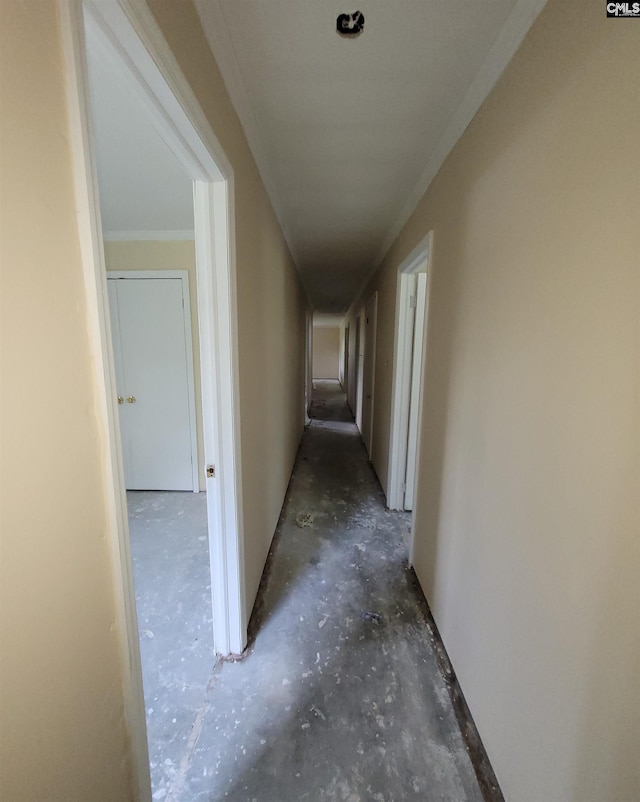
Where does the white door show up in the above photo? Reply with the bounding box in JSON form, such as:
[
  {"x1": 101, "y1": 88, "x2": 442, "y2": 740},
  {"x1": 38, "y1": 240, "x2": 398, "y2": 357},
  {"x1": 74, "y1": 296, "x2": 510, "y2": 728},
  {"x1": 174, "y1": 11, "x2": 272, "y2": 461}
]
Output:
[
  {"x1": 108, "y1": 275, "x2": 197, "y2": 490},
  {"x1": 361, "y1": 293, "x2": 378, "y2": 458}
]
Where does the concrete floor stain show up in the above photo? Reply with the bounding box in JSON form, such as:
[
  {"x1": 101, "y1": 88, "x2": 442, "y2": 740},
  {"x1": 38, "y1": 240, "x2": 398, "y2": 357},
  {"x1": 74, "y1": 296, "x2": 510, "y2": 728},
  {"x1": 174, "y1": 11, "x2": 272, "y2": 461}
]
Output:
[{"x1": 137, "y1": 381, "x2": 498, "y2": 801}]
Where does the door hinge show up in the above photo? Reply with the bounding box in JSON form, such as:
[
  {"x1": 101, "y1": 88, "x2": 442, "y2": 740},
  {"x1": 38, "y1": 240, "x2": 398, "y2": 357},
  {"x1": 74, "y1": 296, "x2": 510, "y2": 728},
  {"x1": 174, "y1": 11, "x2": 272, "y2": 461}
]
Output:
[
  {"x1": 409, "y1": 295, "x2": 417, "y2": 309},
  {"x1": 206, "y1": 464, "x2": 215, "y2": 478}
]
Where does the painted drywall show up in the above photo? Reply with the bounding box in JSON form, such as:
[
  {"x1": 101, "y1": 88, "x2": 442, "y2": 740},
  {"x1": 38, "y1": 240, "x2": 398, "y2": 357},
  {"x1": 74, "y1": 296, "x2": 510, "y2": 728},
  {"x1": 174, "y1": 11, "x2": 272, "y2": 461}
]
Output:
[
  {"x1": 346, "y1": 1, "x2": 640, "y2": 800},
  {"x1": 312, "y1": 326, "x2": 340, "y2": 380},
  {"x1": 104, "y1": 240, "x2": 206, "y2": 490},
  {"x1": 0, "y1": 2, "x2": 133, "y2": 799},
  {"x1": 146, "y1": 0, "x2": 308, "y2": 614}
]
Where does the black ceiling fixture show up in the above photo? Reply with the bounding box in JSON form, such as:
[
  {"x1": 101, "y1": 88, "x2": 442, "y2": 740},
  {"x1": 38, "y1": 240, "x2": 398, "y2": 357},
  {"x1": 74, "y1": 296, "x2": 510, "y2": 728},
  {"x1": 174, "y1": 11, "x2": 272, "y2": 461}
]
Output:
[{"x1": 336, "y1": 10, "x2": 365, "y2": 37}]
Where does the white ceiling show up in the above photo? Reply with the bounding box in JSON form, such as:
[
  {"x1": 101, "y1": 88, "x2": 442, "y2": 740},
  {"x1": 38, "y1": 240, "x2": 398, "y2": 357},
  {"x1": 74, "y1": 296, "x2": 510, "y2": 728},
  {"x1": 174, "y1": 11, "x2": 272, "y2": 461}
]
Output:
[
  {"x1": 85, "y1": 1, "x2": 547, "y2": 307},
  {"x1": 194, "y1": 0, "x2": 547, "y2": 313},
  {"x1": 86, "y1": 28, "x2": 194, "y2": 238},
  {"x1": 314, "y1": 313, "x2": 346, "y2": 329}
]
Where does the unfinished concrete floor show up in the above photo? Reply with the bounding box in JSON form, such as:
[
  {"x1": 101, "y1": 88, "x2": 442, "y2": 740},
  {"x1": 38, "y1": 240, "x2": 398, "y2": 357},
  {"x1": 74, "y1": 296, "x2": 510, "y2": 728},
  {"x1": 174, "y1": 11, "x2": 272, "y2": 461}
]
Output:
[
  {"x1": 128, "y1": 490, "x2": 214, "y2": 796},
  {"x1": 140, "y1": 380, "x2": 491, "y2": 802}
]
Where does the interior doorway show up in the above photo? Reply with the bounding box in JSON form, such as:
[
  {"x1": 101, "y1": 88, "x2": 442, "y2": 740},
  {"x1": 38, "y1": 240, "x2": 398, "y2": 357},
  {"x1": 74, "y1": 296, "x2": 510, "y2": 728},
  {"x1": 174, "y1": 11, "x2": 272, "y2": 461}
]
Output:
[
  {"x1": 354, "y1": 314, "x2": 363, "y2": 429},
  {"x1": 360, "y1": 292, "x2": 378, "y2": 459},
  {"x1": 62, "y1": 2, "x2": 246, "y2": 796},
  {"x1": 85, "y1": 22, "x2": 216, "y2": 798},
  {"x1": 343, "y1": 323, "x2": 350, "y2": 396},
  {"x1": 387, "y1": 233, "x2": 432, "y2": 519}
]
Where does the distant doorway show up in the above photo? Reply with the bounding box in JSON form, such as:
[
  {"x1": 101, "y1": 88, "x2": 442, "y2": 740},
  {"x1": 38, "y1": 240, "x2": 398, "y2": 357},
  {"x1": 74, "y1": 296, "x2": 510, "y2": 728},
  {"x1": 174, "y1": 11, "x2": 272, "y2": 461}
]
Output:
[
  {"x1": 360, "y1": 292, "x2": 378, "y2": 459},
  {"x1": 63, "y1": 1, "x2": 245, "y2": 796},
  {"x1": 388, "y1": 233, "x2": 432, "y2": 515},
  {"x1": 342, "y1": 323, "x2": 350, "y2": 396}
]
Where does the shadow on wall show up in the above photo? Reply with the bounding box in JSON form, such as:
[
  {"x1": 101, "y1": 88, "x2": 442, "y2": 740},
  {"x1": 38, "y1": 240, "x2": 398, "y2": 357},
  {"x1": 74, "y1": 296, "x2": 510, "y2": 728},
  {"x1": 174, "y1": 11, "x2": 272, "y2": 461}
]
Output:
[
  {"x1": 399, "y1": 3, "x2": 638, "y2": 800},
  {"x1": 408, "y1": 223, "x2": 466, "y2": 604},
  {"x1": 406, "y1": 0, "x2": 628, "y2": 607},
  {"x1": 569, "y1": 534, "x2": 639, "y2": 801}
]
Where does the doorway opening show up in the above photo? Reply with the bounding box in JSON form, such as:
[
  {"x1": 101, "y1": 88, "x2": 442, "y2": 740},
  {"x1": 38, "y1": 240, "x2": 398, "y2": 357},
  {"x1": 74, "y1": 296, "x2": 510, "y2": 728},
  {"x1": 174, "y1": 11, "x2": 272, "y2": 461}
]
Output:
[
  {"x1": 354, "y1": 313, "x2": 364, "y2": 430},
  {"x1": 62, "y1": 1, "x2": 245, "y2": 797},
  {"x1": 360, "y1": 292, "x2": 378, "y2": 459},
  {"x1": 342, "y1": 322, "x2": 350, "y2": 397},
  {"x1": 387, "y1": 233, "x2": 433, "y2": 530}
]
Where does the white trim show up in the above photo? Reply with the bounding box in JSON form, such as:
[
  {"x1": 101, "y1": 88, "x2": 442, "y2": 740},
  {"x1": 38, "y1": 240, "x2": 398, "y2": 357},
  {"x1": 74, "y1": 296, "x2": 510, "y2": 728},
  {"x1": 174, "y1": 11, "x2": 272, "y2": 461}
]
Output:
[
  {"x1": 84, "y1": 0, "x2": 230, "y2": 181},
  {"x1": 84, "y1": 0, "x2": 246, "y2": 653},
  {"x1": 191, "y1": 0, "x2": 303, "y2": 273},
  {"x1": 62, "y1": 1, "x2": 247, "y2": 796},
  {"x1": 404, "y1": 272, "x2": 428, "y2": 511},
  {"x1": 387, "y1": 274, "x2": 417, "y2": 510},
  {"x1": 341, "y1": 0, "x2": 548, "y2": 304},
  {"x1": 59, "y1": 4, "x2": 151, "y2": 798},
  {"x1": 387, "y1": 233, "x2": 433, "y2": 512},
  {"x1": 407, "y1": 270, "x2": 432, "y2": 567},
  {"x1": 194, "y1": 180, "x2": 246, "y2": 655},
  {"x1": 305, "y1": 309, "x2": 313, "y2": 424},
  {"x1": 103, "y1": 229, "x2": 195, "y2": 241},
  {"x1": 374, "y1": 0, "x2": 548, "y2": 267},
  {"x1": 355, "y1": 313, "x2": 364, "y2": 431},
  {"x1": 361, "y1": 292, "x2": 378, "y2": 459},
  {"x1": 107, "y1": 270, "x2": 200, "y2": 494}
]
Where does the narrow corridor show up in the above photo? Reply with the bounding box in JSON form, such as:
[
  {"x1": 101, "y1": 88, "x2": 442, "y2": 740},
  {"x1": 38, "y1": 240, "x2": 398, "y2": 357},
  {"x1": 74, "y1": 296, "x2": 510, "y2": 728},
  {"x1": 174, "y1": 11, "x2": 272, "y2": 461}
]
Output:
[{"x1": 166, "y1": 382, "x2": 489, "y2": 802}]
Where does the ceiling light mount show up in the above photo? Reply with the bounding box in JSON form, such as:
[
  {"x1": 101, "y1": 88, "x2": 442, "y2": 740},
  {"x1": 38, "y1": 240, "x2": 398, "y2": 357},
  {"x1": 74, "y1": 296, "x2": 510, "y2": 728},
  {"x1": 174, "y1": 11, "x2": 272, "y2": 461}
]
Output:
[{"x1": 336, "y1": 10, "x2": 365, "y2": 37}]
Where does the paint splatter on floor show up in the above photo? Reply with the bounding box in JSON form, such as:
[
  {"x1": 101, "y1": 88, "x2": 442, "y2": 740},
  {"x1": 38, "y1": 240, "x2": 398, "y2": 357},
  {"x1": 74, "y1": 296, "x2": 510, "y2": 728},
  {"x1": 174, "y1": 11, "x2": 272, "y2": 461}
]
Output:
[
  {"x1": 145, "y1": 381, "x2": 487, "y2": 801},
  {"x1": 128, "y1": 490, "x2": 214, "y2": 797}
]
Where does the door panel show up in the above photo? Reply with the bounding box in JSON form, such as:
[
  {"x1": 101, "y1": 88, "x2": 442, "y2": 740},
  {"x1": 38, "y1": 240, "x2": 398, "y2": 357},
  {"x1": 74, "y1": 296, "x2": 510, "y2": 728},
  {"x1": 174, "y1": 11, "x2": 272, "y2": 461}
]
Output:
[
  {"x1": 109, "y1": 277, "x2": 194, "y2": 490},
  {"x1": 108, "y1": 279, "x2": 132, "y2": 483}
]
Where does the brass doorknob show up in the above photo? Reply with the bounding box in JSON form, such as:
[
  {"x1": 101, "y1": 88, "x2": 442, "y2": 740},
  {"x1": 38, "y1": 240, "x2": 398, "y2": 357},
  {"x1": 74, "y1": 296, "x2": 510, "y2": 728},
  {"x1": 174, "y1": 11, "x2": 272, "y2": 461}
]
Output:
[
  {"x1": 117, "y1": 396, "x2": 124, "y2": 405},
  {"x1": 126, "y1": 395, "x2": 136, "y2": 404}
]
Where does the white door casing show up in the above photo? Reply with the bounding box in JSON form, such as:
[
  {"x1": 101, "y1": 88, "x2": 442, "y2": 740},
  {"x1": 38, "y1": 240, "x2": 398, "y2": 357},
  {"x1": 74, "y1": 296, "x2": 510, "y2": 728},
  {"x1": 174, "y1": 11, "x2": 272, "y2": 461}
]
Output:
[
  {"x1": 343, "y1": 323, "x2": 350, "y2": 397},
  {"x1": 108, "y1": 272, "x2": 199, "y2": 491},
  {"x1": 61, "y1": 2, "x2": 246, "y2": 798},
  {"x1": 404, "y1": 272, "x2": 428, "y2": 511},
  {"x1": 361, "y1": 292, "x2": 378, "y2": 459},
  {"x1": 387, "y1": 232, "x2": 433, "y2": 518},
  {"x1": 354, "y1": 314, "x2": 363, "y2": 429}
]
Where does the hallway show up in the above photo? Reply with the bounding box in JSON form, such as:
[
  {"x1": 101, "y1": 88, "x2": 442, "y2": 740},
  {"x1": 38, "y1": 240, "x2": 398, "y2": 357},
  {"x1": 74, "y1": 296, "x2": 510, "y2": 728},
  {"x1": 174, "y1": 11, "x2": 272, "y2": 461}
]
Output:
[{"x1": 165, "y1": 382, "x2": 492, "y2": 802}]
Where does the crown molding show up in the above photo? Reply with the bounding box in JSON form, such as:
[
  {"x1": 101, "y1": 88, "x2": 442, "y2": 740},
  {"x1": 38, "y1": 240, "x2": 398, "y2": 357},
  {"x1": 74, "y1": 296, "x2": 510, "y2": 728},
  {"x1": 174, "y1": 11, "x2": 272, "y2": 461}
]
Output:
[
  {"x1": 372, "y1": 0, "x2": 549, "y2": 270},
  {"x1": 192, "y1": 0, "x2": 304, "y2": 275}
]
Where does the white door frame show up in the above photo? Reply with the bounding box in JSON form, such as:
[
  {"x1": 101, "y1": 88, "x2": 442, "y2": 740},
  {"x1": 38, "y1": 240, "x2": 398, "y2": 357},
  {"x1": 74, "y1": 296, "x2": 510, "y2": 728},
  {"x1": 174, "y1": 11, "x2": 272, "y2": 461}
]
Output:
[
  {"x1": 61, "y1": 2, "x2": 246, "y2": 798},
  {"x1": 361, "y1": 292, "x2": 378, "y2": 458},
  {"x1": 403, "y1": 271, "x2": 428, "y2": 511},
  {"x1": 108, "y1": 270, "x2": 200, "y2": 493},
  {"x1": 342, "y1": 322, "x2": 350, "y2": 396},
  {"x1": 387, "y1": 232, "x2": 433, "y2": 513},
  {"x1": 354, "y1": 313, "x2": 363, "y2": 429},
  {"x1": 305, "y1": 309, "x2": 313, "y2": 423}
]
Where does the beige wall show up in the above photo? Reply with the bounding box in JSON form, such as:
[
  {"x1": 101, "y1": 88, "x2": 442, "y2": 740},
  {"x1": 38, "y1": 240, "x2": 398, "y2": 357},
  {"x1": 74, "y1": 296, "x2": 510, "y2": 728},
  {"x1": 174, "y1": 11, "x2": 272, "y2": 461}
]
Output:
[
  {"x1": 0, "y1": 2, "x2": 133, "y2": 799},
  {"x1": 146, "y1": 0, "x2": 308, "y2": 614},
  {"x1": 104, "y1": 240, "x2": 206, "y2": 490},
  {"x1": 312, "y1": 326, "x2": 340, "y2": 379},
  {"x1": 1, "y1": 0, "x2": 306, "y2": 798},
  {"x1": 347, "y1": 1, "x2": 640, "y2": 800}
]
